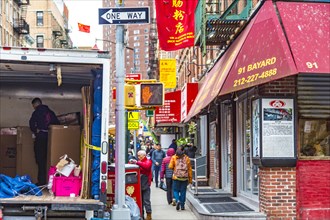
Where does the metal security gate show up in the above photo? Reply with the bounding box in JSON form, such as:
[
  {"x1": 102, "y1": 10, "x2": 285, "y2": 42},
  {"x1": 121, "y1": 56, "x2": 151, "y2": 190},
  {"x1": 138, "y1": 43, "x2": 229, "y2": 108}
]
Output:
[{"x1": 297, "y1": 74, "x2": 330, "y2": 119}]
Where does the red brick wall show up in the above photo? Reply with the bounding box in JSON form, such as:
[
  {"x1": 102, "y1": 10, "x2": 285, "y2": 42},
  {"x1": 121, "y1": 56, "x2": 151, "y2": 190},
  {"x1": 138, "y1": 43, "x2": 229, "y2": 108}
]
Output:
[
  {"x1": 259, "y1": 76, "x2": 296, "y2": 96},
  {"x1": 209, "y1": 150, "x2": 220, "y2": 188},
  {"x1": 296, "y1": 160, "x2": 330, "y2": 219},
  {"x1": 259, "y1": 167, "x2": 296, "y2": 219}
]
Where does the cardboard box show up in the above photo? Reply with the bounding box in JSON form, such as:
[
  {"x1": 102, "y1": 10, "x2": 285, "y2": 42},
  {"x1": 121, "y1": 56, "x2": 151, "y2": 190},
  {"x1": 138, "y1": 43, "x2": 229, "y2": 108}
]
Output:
[
  {"x1": 47, "y1": 125, "x2": 81, "y2": 171},
  {"x1": 0, "y1": 135, "x2": 17, "y2": 169},
  {"x1": 16, "y1": 127, "x2": 38, "y2": 183}
]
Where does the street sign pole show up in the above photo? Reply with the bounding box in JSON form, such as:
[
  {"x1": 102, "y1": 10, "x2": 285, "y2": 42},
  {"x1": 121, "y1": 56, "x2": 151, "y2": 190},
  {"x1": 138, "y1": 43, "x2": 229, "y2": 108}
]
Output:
[{"x1": 112, "y1": 0, "x2": 131, "y2": 219}]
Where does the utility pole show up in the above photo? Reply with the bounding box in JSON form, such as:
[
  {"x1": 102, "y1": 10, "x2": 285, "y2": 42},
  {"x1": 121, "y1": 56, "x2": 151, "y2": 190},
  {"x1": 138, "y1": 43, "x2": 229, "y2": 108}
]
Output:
[{"x1": 112, "y1": 0, "x2": 131, "y2": 219}]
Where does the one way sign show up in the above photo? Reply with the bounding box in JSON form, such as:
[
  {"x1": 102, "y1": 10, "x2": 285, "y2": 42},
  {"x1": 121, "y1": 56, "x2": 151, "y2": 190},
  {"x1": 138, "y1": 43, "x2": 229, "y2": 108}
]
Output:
[{"x1": 99, "y1": 7, "x2": 150, "y2": 25}]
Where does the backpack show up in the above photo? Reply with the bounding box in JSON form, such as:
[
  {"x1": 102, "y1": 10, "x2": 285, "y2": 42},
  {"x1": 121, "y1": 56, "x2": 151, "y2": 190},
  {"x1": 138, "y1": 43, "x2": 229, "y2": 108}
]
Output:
[{"x1": 173, "y1": 156, "x2": 188, "y2": 178}]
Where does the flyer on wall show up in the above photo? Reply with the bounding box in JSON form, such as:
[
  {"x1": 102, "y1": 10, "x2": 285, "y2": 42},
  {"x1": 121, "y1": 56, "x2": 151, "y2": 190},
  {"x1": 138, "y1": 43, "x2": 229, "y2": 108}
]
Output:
[{"x1": 262, "y1": 98, "x2": 295, "y2": 158}]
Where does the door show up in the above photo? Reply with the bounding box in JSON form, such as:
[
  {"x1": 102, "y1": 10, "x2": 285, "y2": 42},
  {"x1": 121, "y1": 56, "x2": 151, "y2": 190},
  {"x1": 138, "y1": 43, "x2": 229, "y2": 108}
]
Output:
[
  {"x1": 237, "y1": 97, "x2": 259, "y2": 200},
  {"x1": 221, "y1": 103, "x2": 232, "y2": 192}
]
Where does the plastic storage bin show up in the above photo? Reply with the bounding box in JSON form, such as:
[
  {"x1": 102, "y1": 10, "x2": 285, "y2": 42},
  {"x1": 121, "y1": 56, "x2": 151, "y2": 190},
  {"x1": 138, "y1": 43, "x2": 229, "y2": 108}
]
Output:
[{"x1": 52, "y1": 175, "x2": 82, "y2": 196}]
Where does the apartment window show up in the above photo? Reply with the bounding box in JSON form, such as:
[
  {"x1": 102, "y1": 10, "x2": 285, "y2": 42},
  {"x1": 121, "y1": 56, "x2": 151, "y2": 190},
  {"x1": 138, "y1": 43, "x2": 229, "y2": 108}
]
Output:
[
  {"x1": 36, "y1": 11, "x2": 43, "y2": 26},
  {"x1": 134, "y1": 48, "x2": 139, "y2": 53},
  {"x1": 145, "y1": 54, "x2": 149, "y2": 58},
  {"x1": 134, "y1": 36, "x2": 139, "y2": 41},
  {"x1": 145, "y1": 41, "x2": 149, "y2": 46},
  {"x1": 145, "y1": 35, "x2": 148, "y2": 39},
  {"x1": 144, "y1": 28, "x2": 148, "y2": 33},
  {"x1": 5, "y1": 0, "x2": 9, "y2": 21},
  {"x1": 5, "y1": 31, "x2": 9, "y2": 45},
  {"x1": 133, "y1": 30, "x2": 140, "y2": 34},
  {"x1": 145, "y1": 48, "x2": 149, "y2": 52},
  {"x1": 133, "y1": 42, "x2": 140, "y2": 47},
  {"x1": 145, "y1": 60, "x2": 149, "y2": 64},
  {"x1": 36, "y1": 35, "x2": 44, "y2": 48}
]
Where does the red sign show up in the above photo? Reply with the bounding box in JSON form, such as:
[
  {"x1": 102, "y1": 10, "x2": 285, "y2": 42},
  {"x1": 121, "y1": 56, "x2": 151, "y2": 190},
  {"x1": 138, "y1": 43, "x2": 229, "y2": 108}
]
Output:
[
  {"x1": 181, "y1": 83, "x2": 198, "y2": 122},
  {"x1": 276, "y1": 2, "x2": 330, "y2": 74},
  {"x1": 155, "y1": 0, "x2": 198, "y2": 51},
  {"x1": 126, "y1": 73, "x2": 141, "y2": 80},
  {"x1": 155, "y1": 91, "x2": 181, "y2": 124}
]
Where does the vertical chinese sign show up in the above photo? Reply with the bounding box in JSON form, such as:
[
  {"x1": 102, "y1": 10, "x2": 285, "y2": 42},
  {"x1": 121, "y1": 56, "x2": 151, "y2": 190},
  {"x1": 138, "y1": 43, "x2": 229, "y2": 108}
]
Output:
[
  {"x1": 155, "y1": 0, "x2": 198, "y2": 51},
  {"x1": 160, "y1": 59, "x2": 177, "y2": 89}
]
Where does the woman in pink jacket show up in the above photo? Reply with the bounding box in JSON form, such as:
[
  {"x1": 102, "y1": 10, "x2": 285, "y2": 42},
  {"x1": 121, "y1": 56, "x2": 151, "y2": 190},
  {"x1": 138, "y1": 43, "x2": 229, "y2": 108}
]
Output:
[{"x1": 160, "y1": 148, "x2": 176, "y2": 205}]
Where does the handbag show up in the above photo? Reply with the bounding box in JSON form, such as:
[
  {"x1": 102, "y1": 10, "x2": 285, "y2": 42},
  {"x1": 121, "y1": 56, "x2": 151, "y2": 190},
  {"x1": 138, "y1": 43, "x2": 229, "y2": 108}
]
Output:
[{"x1": 159, "y1": 181, "x2": 167, "y2": 191}]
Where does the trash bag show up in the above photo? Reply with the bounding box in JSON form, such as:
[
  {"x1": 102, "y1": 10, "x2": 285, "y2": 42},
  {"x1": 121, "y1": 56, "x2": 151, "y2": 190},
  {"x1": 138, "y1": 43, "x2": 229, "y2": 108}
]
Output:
[
  {"x1": 125, "y1": 195, "x2": 140, "y2": 220},
  {"x1": 0, "y1": 174, "x2": 42, "y2": 198}
]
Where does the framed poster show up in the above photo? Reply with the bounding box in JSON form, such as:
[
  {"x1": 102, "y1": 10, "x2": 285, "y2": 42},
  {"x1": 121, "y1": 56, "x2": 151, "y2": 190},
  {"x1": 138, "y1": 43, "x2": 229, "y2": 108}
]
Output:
[
  {"x1": 261, "y1": 98, "x2": 295, "y2": 158},
  {"x1": 209, "y1": 121, "x2": 217, "y2": 150},
  {"x1": 252, "y1": 99, "x2": 261, "y2": 163}
]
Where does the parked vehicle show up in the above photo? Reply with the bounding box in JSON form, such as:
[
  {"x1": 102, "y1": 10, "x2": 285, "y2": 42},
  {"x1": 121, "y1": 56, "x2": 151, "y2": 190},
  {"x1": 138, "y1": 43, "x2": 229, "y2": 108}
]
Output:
[{"x1": 0, "y1": 46, "x2": 111, "y2": 219}]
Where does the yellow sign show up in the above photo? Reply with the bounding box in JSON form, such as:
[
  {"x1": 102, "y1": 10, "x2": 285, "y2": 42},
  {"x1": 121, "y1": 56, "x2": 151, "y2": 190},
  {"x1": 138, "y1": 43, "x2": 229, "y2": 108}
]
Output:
[
  {"x1": 125, "y1": 84, "x2": 136, "y2": 107},
  {"x1": 128, "y1": 121, "x2": 139, "y2": 130},
  {"x1": 159, "y1": 59, "x2": 176, "y2": 89},
  {"x1": 128, "y1": 112, "x2": 140, "y2": 121}
]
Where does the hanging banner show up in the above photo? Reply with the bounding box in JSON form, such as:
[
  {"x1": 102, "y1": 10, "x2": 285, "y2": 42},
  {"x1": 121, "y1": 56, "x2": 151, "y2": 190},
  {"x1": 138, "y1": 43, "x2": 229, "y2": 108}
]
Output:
[
  {"x1": 160, "y1": 59, "x2": 176, "y2": 89},
  {"x1": 155, "y1": 91, "x2": 181, "y2": 124},
  {"x1": 155, "y1": 0, "x2": 198, "y2": 51}
]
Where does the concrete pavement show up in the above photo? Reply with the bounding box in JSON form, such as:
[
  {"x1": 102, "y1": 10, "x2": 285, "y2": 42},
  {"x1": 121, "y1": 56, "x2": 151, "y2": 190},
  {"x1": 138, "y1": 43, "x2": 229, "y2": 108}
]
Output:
[{"x1": 149, "y1": 183, "x2": 198, "y2": 220}]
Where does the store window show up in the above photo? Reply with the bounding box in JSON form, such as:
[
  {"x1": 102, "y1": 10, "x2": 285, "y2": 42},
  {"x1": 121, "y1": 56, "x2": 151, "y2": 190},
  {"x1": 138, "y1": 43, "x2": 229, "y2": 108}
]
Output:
[
  {"x1": 299, "y1": 120, "x2": 330, "y2": 157},
  {"x1": 36, "y1": 11, "x2": 43, "y2": 26},
  {"x1": 298, "y1": 74, "x2": 330, "y2": 158},
  {"x1": 237, "y1": 94, "x2": 259, "y2": 199}
]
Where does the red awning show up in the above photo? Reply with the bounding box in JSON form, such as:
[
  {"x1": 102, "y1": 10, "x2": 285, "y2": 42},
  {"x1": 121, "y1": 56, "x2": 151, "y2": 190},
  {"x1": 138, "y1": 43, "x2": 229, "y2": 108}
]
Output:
[
  {"x1": 220, "y1": 0, "x2": 298, "y2": 95},
  {"x1": 183, "y1": 20, "x2": 251, "y2": 122},
  {"x1": 185, "y1": 1, "x2": 329, "y2": 122},
  {"x1": 276, "y1": 1, "x2": 330, "y2": 74}
]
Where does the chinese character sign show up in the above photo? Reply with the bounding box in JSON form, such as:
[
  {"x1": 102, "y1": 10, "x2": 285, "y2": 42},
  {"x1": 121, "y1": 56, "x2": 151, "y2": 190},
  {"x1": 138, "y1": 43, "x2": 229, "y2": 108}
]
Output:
[
  {"x1": 160, "y1": 59, "x2": 176, "y2": 88},
  {"x1": 155, "y1": 0, "x2": 198, "y2": 51}
]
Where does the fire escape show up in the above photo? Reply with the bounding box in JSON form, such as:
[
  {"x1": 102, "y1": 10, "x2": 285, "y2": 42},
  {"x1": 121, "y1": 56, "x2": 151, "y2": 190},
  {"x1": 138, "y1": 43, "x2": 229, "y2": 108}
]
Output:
[
  {"x1": 13, "y1": 0, "x2": 30, "y2": 35},
  {"x1": 149, "y1": 17, "x2": 158, "y2": 79},
  {"x1": 195, "y1": 0, "x2": 253, "y2": 56}
]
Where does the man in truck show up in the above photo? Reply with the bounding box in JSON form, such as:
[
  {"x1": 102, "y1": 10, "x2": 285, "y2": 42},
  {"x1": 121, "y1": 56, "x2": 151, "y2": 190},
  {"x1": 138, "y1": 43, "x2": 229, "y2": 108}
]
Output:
[{"x1": 29, "y1": 98, "x2": 59, "y2": 186}]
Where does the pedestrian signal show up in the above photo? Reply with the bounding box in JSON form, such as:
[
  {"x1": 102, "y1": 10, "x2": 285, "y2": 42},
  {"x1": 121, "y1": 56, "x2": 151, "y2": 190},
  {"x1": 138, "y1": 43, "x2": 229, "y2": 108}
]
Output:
[{"x1": 140, "y1": 83, "x2": 164, "y2": 106}]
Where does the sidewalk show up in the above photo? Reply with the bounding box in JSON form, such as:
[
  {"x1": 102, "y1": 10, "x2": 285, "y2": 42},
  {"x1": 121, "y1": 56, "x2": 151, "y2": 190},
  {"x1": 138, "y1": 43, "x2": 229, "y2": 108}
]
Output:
[{"x1": 150, "y1": 183, "x2": 198, "y2": 220}]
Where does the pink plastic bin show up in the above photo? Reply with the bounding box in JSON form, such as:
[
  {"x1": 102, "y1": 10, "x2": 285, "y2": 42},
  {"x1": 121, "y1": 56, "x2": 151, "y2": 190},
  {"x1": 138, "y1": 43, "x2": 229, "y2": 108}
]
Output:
[{"x1": 52, "y1": 176, "x2": 82, "y2": 196}]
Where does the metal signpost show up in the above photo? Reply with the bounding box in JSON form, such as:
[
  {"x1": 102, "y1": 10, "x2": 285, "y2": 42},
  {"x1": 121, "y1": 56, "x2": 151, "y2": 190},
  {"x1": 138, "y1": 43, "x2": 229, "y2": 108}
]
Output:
[{"x1": 98, "y1": 1, "x2": 150, "y2": 219}]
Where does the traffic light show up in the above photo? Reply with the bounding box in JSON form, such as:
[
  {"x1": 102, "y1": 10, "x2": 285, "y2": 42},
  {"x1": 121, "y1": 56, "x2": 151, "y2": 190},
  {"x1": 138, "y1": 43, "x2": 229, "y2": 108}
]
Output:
[
  {"x1": 140, "y1": 83, "x2": 164, "y2": 106},
  {"x1": 124, "y1": 84, "x2": 136, "y2": 107}
]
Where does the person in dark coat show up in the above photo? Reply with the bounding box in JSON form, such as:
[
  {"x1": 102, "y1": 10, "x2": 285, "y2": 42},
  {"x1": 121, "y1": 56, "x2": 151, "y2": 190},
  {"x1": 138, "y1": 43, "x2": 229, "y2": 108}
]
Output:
[
  {"x1": 29, "y1": 98, "x2": 59, "y2": 186},
  {"x1": 168, "y1": 139, "x2": 177, "y2": 152},
  {"x1": 160, "y1": 148, "x2": 176, "y2": 205},
  {"x1": 184, "y1": 143, "x2": 198, "y2": 158},
  {"x1": 151, "y1": 143, "x2": 165, "y2": 187}
]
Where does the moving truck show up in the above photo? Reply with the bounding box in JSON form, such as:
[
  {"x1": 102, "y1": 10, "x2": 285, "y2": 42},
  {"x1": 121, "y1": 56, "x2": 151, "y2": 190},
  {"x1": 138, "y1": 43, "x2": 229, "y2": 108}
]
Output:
[{"x1": 0, "y1": 46, "x2": 111, "y2": 219}]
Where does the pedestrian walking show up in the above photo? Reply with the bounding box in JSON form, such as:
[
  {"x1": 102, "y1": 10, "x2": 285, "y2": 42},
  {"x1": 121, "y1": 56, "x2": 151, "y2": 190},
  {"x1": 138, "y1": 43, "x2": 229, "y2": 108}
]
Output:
[
  {"x1": 151, "y1": 143, "x2": 166, "y2": 187},
  {"x1": 130, "y1": 150, "x2": 153, "y2": 220},
  {"x1": 169, "y1": 148, "x2": 192, "y2": 211},
  {"x1": 160, "y1": 148, "x2": 176, "y2": 205},
  {"x1": 168, "y1": 139, "x2": 178, "y2": 152}
]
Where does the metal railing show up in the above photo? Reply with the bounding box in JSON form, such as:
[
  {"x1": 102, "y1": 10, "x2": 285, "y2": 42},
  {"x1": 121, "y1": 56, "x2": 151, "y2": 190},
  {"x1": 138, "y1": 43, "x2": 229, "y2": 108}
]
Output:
[{"x1": 191, "y1": 155, "x2": 207, "y2": 195}]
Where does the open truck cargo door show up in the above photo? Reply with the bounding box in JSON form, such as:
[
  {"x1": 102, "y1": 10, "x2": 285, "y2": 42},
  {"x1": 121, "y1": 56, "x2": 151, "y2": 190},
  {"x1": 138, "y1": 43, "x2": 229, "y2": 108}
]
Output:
[{"x1": 0, "y1": 46, "x2": 111, "y2": 219}]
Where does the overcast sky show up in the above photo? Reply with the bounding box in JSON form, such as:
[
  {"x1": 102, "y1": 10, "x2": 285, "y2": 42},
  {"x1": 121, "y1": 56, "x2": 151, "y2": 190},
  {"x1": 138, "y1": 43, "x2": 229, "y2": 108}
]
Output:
[{"x1": 64, "y1": 0, "x2": 103, "y2": 48}]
